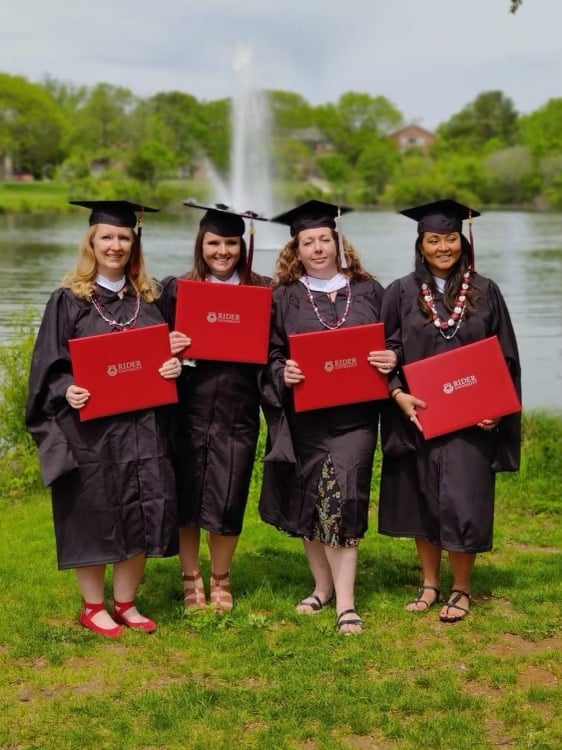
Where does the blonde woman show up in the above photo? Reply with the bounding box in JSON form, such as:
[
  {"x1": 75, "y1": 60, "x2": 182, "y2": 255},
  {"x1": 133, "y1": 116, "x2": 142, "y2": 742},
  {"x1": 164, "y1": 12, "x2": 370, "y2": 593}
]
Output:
[{"x1": 26, "y1": 201, "x2": 182, "y2": 637}]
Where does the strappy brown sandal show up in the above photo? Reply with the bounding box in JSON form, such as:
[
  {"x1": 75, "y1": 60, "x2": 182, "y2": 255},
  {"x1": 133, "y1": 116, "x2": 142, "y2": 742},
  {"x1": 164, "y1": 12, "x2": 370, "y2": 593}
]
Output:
[
  {"x1": 405, "y1": 584, "x2": 441, "y2": 613},
  {"x1": 182, "y1": 572, "x2": 206, "y2": 610},
  {"x1": 440, "y1": 589, "x2": 471, "y2": 623},
  {"x1": 210, "y1": 571, "x2": 233, "y2": 612}
]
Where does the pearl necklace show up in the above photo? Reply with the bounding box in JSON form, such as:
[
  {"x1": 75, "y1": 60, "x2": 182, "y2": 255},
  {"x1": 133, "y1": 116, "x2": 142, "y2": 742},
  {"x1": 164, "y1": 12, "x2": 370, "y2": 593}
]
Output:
[
  {"x1": 90, "y1": 290, "x2": 141, "y2": 330},
  {"x1": 303, "y1": 275, "x2": 352, "y2": 330},
  {"x1": 421, "y1": 271, "x2": 470, "y2": 341}
]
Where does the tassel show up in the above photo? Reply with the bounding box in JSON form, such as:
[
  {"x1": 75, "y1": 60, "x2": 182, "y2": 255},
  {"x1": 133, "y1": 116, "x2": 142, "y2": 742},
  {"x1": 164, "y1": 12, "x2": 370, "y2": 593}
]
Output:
[
  {"x1": 468, "y1": 209, "x2": 475, "y2": 271},
  {"x1": 244, "y1": 217, "x2": 255, "y2": 284},
  {"x1": 130, "y1": 207, "x2": 144, "y2": 278},
  {"x1": 334, "y1": 210, "x2": 348, "y2": 269}
]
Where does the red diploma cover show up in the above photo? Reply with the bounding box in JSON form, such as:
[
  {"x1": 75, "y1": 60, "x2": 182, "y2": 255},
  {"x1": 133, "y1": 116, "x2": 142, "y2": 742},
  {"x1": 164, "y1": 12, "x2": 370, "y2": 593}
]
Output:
[
  {"x1": 402, "y1": 335, "x2": 521, "y2": 439},
  {"x1": 175, "y1": 279, "x2": 272, "y2": 364},
  {"x1": 288, "y1": 323, "x2": 388, "y2": 412},
  {"x1": 68, "y1": 323, "x2": 178, "y2": 421}
]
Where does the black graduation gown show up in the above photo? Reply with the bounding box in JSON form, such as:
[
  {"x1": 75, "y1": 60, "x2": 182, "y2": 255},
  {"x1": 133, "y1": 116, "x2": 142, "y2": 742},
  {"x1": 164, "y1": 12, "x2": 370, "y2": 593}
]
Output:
[
  {"x1": 378, "y1": 271, "x2": 522, "y2": 552},
  {"x1": 259, "y1": 277, "x2": 385, "y2": 539},
  {"x1": 158, "y1": 275, "x2": 271, "y2": 535},
  {"x1": 25, "y1": 286, "x2": 179, "y2": 569}
]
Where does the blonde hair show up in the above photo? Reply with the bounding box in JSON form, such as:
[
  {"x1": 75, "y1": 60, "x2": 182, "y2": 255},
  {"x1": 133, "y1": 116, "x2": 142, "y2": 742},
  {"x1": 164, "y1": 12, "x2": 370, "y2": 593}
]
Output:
[
  {"x1": 61, "y1": 225, "x2": 161, "y2": 301},
  {"x1": 273, "y1": 229, "x2": 373, "y2": 286}
]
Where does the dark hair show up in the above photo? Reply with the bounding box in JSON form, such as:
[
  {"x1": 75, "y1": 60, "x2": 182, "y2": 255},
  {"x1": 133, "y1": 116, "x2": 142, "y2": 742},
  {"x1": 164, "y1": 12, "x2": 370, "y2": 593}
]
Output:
[{"x1": 414, "y1": 233, "x2": 476, "y2": 322}]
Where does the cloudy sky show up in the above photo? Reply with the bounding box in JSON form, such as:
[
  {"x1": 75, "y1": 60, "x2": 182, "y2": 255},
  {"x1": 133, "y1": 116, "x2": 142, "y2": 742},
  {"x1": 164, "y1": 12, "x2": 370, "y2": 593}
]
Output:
[{"x1": 2, "y1": 0, "x2": 561, "y2": 129}]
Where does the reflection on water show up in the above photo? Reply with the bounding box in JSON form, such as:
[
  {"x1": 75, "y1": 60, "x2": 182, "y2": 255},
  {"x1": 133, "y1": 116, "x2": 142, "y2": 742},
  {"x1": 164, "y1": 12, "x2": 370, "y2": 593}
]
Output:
[{"x1": 1, "y1": 210, "x2": 561, "y2": 412}]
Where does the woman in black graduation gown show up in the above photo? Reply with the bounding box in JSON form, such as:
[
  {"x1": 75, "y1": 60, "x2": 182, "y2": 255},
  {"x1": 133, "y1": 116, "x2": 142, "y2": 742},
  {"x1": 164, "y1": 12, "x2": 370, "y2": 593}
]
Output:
[
  {"x1": 159, "y1": 201, "x2": 271, "y2": 612},
  {"x1": 259, "y1": 200, "x2": 393, "y2": 634},
  {"x1": 26, "y1": 201, "x2": 182, "y2": 637},
  {"x1": 378, "y1": 199, "x2": 521, "y2": 622}
]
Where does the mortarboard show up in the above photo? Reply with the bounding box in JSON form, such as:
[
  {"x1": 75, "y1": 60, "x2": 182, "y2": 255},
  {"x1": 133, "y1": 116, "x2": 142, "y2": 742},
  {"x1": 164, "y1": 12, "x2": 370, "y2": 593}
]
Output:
[
  {"x1": 270, "y1": 199, "x2": 352, "y2": 237},
  {"x1": 183, "y1": 199, "x2": 269, "y2": 282},
  {"x1": 399, "y1": 199, "x2": 480, "y2": 235},
  {"x1": 399, "y1": 198, "x2": 480, "y2": 269},
  {"x1": 69, "y1": 200, "x2": 159, "y2": 228},
  {"x1": 270, "y1": 199, "x2": 353, "y2": 268}
]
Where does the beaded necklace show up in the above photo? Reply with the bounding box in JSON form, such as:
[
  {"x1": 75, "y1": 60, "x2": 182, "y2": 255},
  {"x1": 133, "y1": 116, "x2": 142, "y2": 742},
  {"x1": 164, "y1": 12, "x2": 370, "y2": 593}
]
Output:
[
  {"x1": 303, "y1": 274, "x2": 352, "y2": 330},
  {"x1": 421, "y1": 271, "x2": 470, "y2": 341},
  {"x1": 90, "y1": 289, "x2": 141, "y2": 330}
]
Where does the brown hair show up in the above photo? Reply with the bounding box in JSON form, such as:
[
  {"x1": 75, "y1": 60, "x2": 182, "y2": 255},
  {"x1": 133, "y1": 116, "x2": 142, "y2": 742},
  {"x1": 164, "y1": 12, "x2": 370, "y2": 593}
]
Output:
[
  {"x1": 61, "y1": 225, "x2": 160, "y2": 302},
  {"x1": 184, "y1": 228, "x2": 264, "y2": 286}
]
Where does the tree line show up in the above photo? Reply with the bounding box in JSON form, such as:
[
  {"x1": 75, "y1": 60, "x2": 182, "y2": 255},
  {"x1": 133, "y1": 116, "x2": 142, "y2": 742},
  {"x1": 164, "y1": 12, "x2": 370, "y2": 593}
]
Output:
[{"x1": 1, "y1": 70, "x2": 562, "y2": 211}]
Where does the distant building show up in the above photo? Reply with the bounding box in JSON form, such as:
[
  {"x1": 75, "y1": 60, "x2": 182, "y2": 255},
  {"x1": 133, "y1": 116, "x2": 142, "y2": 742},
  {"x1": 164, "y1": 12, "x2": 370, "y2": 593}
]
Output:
[{"x1": 391, "y1": 124, "x2": 435, "y2": 153}]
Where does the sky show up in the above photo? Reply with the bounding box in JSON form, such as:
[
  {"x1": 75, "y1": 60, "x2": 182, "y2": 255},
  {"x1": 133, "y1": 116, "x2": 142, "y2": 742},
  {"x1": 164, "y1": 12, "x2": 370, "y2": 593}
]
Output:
[{"x1": 1, "y1": 0, "x2": 561, "y2": 130}]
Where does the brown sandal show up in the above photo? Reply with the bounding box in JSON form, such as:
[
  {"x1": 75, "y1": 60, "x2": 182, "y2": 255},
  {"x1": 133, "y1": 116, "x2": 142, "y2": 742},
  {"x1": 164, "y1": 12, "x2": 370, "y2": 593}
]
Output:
[
  {"x1": 182, "y1": 572, "x2": 206, "y2": 610},
  {"x1": 405, "y1": 584, "x2": 441, "y2": 613},
  {"x1": 210, "y1": 571, "x2": 233, "y2": 612}
]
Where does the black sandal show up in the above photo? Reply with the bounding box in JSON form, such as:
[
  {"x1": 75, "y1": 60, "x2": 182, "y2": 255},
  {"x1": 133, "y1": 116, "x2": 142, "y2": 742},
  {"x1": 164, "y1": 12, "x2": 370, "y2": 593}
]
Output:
[
  {"x1": 405, "y1": 584, "x2": 441, "y2": 612},
  {"x1": 439, "y1": 589, "x2": 471, "y2": 623},
  {"x1": 336, "y1": 608, "x2": 364, "y2": 633}
]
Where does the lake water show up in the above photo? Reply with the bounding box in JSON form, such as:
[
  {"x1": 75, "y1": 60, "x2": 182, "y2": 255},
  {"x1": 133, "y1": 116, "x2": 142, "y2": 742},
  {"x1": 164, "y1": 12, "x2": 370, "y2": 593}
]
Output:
[{"x1": 1, "y1": 209, "x2": 561, "y2": 412}]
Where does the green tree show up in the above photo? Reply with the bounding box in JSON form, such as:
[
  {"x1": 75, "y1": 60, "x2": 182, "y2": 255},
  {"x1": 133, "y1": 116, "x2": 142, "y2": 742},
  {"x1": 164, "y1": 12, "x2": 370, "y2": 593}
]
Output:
[
  {"x1": 481, "y1": 146, "x2": 540, "y2": 204},
  {"x1": 0, "y1": 72, "x2": 66, "y2": 178},
  {"x1": 435, "y1": 91, "x2": 519, "y2": 153},
  {"x1": 518, "y1": 98, "x2": 562, "y2": 158},
  {"x1": 356, "y1": 138, "x2": 400, "y2": 203},
  {"x1": 196, "y1": 99, "x2": 230, "y2": 175},
  {"x1": 63, "y1": 82, "x2": 137, "y2": 168},
  {"x1": 315, "y1": 93, "x2": 402, "y2": 166},
  {"x1": 268, "y1": 90, "x2": 314, "y2": 132}
]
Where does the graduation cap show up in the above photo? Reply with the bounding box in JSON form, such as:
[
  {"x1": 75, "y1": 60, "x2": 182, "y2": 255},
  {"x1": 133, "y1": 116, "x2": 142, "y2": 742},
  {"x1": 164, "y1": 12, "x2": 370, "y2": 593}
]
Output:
[
  {"x1": 70, "y1": 200, "x2": 158, "y2": 278},
  {"x1": 399, "y1": 199, "x2": 480, "y2": 234},
  {"x1": 270, "y1": 199, "x2": 352, "y2": 268},
  {"x1": 69, "y1": 200, "x2": 159, "y2": 229},
  {"x1": 399, "y1": 198, "x2": 480, "y2": 269},
  {"x1": 183, "y1": 199, "x2": 269, "y2": 282}
]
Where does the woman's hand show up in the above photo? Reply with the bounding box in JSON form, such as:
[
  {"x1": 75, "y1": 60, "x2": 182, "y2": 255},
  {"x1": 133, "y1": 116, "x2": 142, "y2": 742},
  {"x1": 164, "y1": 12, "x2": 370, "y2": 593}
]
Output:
[
  {"x1": 159, "y1": 357, "x2": 183, "y2": 379},
  {"x1": 169, "y1": 330, "x2": 192, "y2": 356},
  {"x1": 283, "y1": 358, "x2": 305, "y2": 387},
  {"x1": 368, "y1": 349, "x2": 398, "y2": 374},
  {"x1": 393, "y1": 391, "x2": 426, "y2": 432},
  {"x1": 65, "y1": 384, "x2": 90, "y2": 410}
]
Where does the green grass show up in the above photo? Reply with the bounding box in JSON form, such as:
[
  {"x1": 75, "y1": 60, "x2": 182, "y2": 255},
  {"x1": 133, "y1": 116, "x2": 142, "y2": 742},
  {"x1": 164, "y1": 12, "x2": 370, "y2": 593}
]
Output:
[{"x1": 1, "y1": 414, "x2": 562, "y2": 749}]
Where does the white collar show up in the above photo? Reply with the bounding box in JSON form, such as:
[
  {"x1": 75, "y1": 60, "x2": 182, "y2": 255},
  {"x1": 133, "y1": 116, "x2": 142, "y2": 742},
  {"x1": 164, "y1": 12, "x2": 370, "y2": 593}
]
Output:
[
  {"x1": 96, "y1": 273, "x2": 126, "y2": 292},
  {"x1": 299, "y1": 272, "x2": 347, "y2": 293},
  {"x1": 433, "y1": 275, "x2": 446, "y2": 293},
  {"x1": 207, "y1": 270, "x2": 240, "y2": 285}
]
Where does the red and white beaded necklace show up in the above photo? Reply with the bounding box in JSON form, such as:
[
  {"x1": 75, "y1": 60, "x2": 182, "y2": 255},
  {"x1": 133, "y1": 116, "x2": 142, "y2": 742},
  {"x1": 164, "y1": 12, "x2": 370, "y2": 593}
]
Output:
[
  {"x1": 421, "y1": 271, "x2": 470, "y2": 341},
  {"x1": 90, "y1": 289, "x2": 141, "y2": 330}
]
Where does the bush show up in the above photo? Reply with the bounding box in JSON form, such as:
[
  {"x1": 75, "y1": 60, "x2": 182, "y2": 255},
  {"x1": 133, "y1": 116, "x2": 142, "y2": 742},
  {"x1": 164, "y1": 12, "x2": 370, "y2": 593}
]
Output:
[{"x1": 0, "y1": 314, "x2": 42, "y2": 496}]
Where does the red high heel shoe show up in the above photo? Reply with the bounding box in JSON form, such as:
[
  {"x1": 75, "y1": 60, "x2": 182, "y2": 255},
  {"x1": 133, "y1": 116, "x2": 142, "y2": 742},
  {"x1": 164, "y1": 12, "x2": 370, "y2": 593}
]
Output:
[
  {"x1": 113, "y1": 600, "x2": 157, "y2": 633},
  {"x1": 79, "y1": 601, "x2": 124, "y2": 638}
]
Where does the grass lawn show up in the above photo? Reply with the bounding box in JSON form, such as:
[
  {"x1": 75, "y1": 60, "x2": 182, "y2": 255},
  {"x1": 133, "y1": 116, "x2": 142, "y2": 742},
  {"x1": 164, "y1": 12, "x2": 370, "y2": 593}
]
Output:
[{"x1": 1, "y1": 415, "x2": 561, "y2": 750}]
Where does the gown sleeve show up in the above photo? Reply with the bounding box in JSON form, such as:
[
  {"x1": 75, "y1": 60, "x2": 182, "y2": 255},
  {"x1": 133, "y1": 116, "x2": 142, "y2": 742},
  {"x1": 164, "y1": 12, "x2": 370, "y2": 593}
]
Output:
[
  {"x1": 25, "y1": 289, "x2": 80, "y2": 486},
  {"x1": 259, "y1": 286, "x2": 297, "y2": 464},
  {"x1": 488, "y1": 280, "x2": 522, "y2": 472}
]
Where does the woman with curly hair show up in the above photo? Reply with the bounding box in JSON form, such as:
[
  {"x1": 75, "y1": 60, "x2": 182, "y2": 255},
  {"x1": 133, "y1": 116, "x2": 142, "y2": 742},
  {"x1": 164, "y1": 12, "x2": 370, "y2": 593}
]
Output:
[
  {"x1": 26, "y1": 201, "x2": 182, "y2": 637},
  {"x1": 259, "y1": 200, "x2": 393, "y2": 634}
]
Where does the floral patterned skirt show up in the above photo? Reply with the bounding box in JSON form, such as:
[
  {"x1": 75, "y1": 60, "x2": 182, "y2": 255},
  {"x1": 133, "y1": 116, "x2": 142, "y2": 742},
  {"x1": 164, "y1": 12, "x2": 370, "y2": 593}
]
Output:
[{"x1": 305, "y1": 455, "x2": 359, "y2": 548}]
